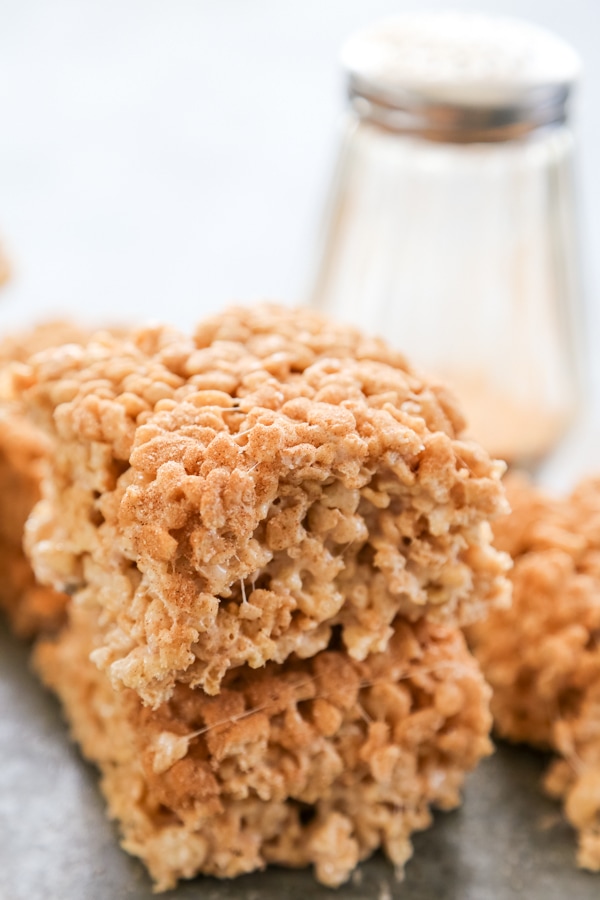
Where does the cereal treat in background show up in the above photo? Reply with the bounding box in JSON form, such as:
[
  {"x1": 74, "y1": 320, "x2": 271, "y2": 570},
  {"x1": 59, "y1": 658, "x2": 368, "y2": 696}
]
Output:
[
  {"x1": 0, "y1": 323, "x2": 91, "y2": 635},
  {"x1": 0, "y1": 239, "x2": 10, "y2": 288},
  {"x1": 35, "y1": 604, "x2": 492, "y2": 891},
  {"x1": 469, "y1": 474, "x2": 600, "y2": 872},
  {"x1": 14, "y1": 304, "x2": 510, "y2": 705},
  {"x1": 0, "y1": 409, "x2": 66, "y2": 635}
]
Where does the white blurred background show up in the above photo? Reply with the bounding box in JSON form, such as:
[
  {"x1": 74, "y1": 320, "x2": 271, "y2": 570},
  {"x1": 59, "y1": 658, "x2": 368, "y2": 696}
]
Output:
[{"x1": 0, "y1": 0, "x2": 598, "y2": 480}]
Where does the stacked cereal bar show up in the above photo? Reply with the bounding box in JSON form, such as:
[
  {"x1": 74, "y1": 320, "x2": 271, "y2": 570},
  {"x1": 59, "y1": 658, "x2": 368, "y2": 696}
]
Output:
[
  {"x1": 469, "y1": 475, "x2": 600, "y2": 872},
  {"x1": 8, "y1": 305, "x2": 510, "y2": 889}
]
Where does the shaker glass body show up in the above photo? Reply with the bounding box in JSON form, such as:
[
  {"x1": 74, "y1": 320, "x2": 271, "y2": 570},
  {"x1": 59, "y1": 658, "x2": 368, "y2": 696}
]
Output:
[{"x1": 310, "y1": 115, "x2": 582, "y2": 466}]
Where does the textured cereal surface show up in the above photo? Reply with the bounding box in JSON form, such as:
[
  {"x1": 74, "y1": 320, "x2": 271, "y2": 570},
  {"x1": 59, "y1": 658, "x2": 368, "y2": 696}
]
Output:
[
  {"x1": 469, "y1": 474, "x2": 600, "y2": 872},
  {"x1": 35, "y1": 605, "x2": 492, "y2": 891},
  {"x1": 0, "y1": 323, "x2": 87, "y2": 635},
  {"x1": 16, "y1": 304, "x2": 510, "y2": 704}
]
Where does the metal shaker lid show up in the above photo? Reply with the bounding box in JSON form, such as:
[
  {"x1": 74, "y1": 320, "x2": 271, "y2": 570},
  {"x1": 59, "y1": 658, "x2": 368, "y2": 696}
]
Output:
[{"x1": 342, "y1": 13, "x2": 581, "y2": 142}]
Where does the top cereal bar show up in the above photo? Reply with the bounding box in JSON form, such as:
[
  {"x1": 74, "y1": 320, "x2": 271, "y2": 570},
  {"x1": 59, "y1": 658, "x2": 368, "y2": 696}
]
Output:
[{"x1": 15, "y1": 304, "x2": 510, "y2": 706}]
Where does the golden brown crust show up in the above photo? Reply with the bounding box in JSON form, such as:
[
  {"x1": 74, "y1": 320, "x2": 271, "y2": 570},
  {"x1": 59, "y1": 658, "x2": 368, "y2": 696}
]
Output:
[
  {"x1": 15, "y1": 304, "x2": 510, "y2": 704},
  {"x1": 35, "y1": 605, "x2": 492, "y2": 891},
  {"x1": 469, "y1": 474, "x2": 600, "y2": 871}
]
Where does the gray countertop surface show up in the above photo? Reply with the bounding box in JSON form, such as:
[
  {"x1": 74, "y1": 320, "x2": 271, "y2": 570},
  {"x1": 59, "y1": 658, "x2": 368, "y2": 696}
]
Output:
[{"x1": 1, "y1": 621, "x2": 597, "y2": 900}]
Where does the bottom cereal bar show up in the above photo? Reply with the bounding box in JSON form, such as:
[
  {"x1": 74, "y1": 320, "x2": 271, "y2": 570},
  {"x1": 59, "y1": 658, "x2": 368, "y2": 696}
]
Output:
[
  {"x1": 469, "y1": 475, "x2": 600, "y2": 872},
  {"x1": 35, "y1": 606, "x2": 492, "y2": 891}
]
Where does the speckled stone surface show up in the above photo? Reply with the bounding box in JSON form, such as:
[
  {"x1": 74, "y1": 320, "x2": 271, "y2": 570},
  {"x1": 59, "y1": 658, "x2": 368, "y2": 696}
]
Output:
[{"x1": 0, "y1": 621, "x2": 597, "y2": 900}]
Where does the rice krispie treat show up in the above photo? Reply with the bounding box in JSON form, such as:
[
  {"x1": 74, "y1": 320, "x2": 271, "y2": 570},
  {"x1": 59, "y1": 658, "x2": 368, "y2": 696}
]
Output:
[
  {"x1": 0, "y1": 323, "x2": 89, "y2": 635},
  {"x1": 14, "y1": 304, "x2": 510, "y2": 705},
  {"x1": 0, "y1": 409, "x2": 67, "y2": 635},
  {"x1": 35, "y1": 604, "x2": 492, "y2": 891},
  {"x1": 469, "y1": 475, "x2": 600, "y2": 872}
]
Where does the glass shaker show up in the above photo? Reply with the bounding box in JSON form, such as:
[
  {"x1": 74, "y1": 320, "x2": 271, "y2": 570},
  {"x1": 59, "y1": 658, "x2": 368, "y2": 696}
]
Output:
[{"x1": 309, "y1": 13, "x2": 584, "y2": 468}]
